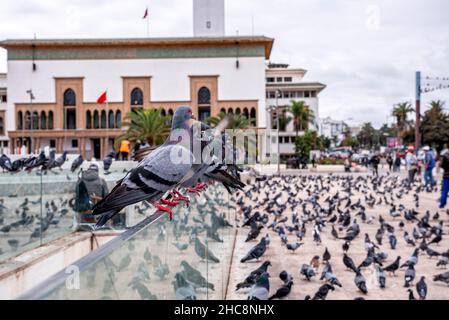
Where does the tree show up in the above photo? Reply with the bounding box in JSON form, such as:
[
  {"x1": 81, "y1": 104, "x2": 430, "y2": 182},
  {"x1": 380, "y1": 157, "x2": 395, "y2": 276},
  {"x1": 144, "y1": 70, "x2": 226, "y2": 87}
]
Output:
[
  {"x1": 115, "y1": 108, "x2": 170, "y2": 149},
  {"x1": 392, "y1": 102, "x2": 414, "y2": 145},
  {"x1": 206, "y1": 111, "x2": 253, "y2": 130},
  {"x1": 356, "y1": 122, "x2": 377, "y2": 148},
  {"x1": 278, "y1": 110, "x2": 292, "y2": 132},
  {"x1": 289, "y1": 100, "x2": 314, "y2": 136},
  {"x1": 421, "y1": 100, "x2": 449, "y2": 151},
  {"x1": 295, "y1": 130, "x2": 323, "y2": 160}
]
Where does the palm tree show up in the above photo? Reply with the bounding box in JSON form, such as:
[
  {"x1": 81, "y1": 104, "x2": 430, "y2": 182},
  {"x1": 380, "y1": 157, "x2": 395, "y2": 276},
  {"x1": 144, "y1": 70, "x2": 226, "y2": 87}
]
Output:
[
  {"x1": 206, "y1": 111, "x2": 254, "y2": 130},
  {"x1": 289, "y1": 100, "x2": 315, "y2": 136},
  {"x1": 392, "y1": 102, "x2": 414, "y2": 144},
  {"x1": 115, "y1": 108, "x2": 170, "y2": 149}
]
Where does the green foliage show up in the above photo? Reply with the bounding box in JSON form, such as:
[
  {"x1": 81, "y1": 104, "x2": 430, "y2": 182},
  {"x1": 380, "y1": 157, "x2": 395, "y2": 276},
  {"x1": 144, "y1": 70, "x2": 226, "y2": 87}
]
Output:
[
  {"x1": 421, "y1": 100, "x2": 449, "y2": 151},
  {"x1": 294, "y1": 130, "x2": 323, "y2": 159},
  {"x1": 206, "y1": 111, "x2": 253, "y2": 130},
  {"x1": 289, "y1": 100, "x2": 315, "y2": 135},
  {"x1": 115, "y1": 108, "x2": 170, "y2": 149}
]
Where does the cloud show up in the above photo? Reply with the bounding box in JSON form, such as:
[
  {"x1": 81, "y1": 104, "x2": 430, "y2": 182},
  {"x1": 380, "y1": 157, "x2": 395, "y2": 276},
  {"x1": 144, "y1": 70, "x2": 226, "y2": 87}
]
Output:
[{"x1": 1, "y1": 0, "x2": 448, "y2": 127}]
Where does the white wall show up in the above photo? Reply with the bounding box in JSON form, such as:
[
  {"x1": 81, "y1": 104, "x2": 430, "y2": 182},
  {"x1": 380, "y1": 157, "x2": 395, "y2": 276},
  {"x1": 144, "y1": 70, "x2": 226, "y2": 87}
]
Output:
[{"x1": 6, "y1": 56, "x2": 266, "y2": 131}]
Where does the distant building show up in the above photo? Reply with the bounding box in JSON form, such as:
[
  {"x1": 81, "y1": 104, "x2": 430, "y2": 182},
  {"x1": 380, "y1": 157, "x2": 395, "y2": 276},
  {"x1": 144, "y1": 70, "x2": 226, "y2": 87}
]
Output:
[
  {"x1": 0, "y1": 73, "x2": 7, "y2": 153},
  {"x1": 193, "y1": 0, "x2": 225, "y2": 37},
  {"x1": 265, "y1": 63, "x2": 326, "y2": 159},
  {"x1": 319, "y1": 117, "x2": 349, "y2": 147}
]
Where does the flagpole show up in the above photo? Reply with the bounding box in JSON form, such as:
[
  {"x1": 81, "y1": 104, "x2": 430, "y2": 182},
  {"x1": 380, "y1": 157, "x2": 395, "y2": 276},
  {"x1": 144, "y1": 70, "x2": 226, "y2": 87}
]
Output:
[
  {"x1": 106, "y1": 89, "x2": 109, "y2": 157},
  {"x1": 146, "y1": 13, "x2": 150, "y2": 37}
]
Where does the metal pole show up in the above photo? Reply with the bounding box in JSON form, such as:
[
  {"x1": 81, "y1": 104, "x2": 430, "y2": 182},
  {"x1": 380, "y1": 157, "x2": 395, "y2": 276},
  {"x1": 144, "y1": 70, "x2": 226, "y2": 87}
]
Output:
[
  {"x1": 27, "y1": 89, "x2": 34, "y2": 154},
  {"x1": 415, "y1": 71, "x2": 421, "y2": 151},
  {"x1": 276, "y1": 90, "x2": 281, "y2": 175}
]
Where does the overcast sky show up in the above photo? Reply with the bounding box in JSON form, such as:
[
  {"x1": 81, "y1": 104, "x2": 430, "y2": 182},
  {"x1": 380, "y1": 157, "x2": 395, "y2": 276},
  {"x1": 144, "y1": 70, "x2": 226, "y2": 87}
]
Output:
[{"x1": 1, "y1": 0, "x2": 449, "y2": 127}]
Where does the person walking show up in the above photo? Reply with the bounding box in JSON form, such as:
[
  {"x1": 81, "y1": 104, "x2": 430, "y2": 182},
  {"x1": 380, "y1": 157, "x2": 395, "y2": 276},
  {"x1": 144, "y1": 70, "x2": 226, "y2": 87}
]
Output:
[
  {"x1": 423, "y1": 146, "x2": 436, "y2": 189},
  {"x1": 371, "y1": 154, "x2": 380, "y2": 177},
  {"x1": 387, "y1": 154, "x2": 393, "y2": 172},
  {"x1": 406, "y1": 148, "x2": 418, "y2": 186},
  {"x1": 439, "y1": 149, "x2": 449, "y2": 210}
]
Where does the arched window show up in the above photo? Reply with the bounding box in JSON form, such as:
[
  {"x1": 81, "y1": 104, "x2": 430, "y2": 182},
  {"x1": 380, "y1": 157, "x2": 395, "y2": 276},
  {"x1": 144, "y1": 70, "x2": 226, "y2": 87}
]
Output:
[
  {"x1": 168, "y1": 109, "x2": 174, "y2": 116},
  {"x1": 17, "y1": 111, "x2": 23, "y2": 130},
  {"x1": 131, "y1": 88, "x2": 143, "y2": 106},
  {"x1": 243, "y1": 108, "x2": 249, "y2": 119},
  {"x1": 236, "y1": 108, "x2": 241, "y2": 115},
  {"x1": 93, "y1": 110, "x2": 100, "y2": 129},
  {"x1": 198, "y1": 87, "x2": 211, "y2": 105},
  {"x1": 220, "y1": 108, "x2": 226, "y2": 114},
  {"x1": 108, "y1": 110, "x2": 114, "y2": 128},
  {"x1": 0, "y1": 117, "x2": 4, "y2": 135},
  {"x1": 228, "y1": 108, "x2": 234, "y2": 115},
  {"x1": 250, "y1": 107, "x2": 256, "y2": 126},
  {"x1": 40, "y1": 111, "x2": 47, "y2": 129},
  {"x1": 116, "y1": 111, "x2": 122, "y2": 128},
  {"x1": 63, "y1": 88, "x2": 76, "y2": 106},
  {"x1": 48, "y1": 111, "x2": 54, "y2": 129},
  {"x1": 32, "y1": 111, "x2": 39, "y2": 130},
  {"x1": 25, "y1": 111, "x2": 31, "y2": 129},
  {"x1": 86, "y1": 111, "x2": 92, "y2": 129},
  {"x1": 161, "y1": 109, "x2": 166, "y2": 117},
  {"x1": 101, "y1": 110, "x2": 107, "y2": 128}
]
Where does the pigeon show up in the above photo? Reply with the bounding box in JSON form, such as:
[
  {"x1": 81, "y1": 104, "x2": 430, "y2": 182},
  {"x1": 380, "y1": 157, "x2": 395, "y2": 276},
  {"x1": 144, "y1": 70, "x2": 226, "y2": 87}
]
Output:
[
  {"x1": 268, "y1": 281, "x2": 293, "y2": 300},
  {"x1": 416, "y1": 276, "x2": 427, "y2": 300},
  {"x1": 286, "y1": 242, "x2": 303, "y2": 252},
  {"x1": 180, "y1": 260, "x2": 214, "y2": 291},
  {"x1": 194, "y1": 237, "x2": 220, "y2": 263},
  {"x1": 241, "y1": 237, "x2": 267, "y2": 263},
  {"x1": 103, "y1": 151, "x2": 115, "y2": 172},
  {"x1": 343, "y1": 253, "x2": 358, "y2": 273},
  {"x1": 354, "y1": 269, "x2": 368, "y2": 294},
  {"x1": 70, "y1": 155, "x2": 84, "y2": 172},
  {"x1": 322, "y1": 247, "x2": 331, "y2": 262},
  {"x1": 376, "y1": 265, "x2": 386, "y2": 288},
  {"x1": 235, "y1": 261, "x2": 271, "y2": 291},
  {"x1": 172, "y1": 242, "x2": 189, "y2": 251},
  {"x1": 173, "y1": 273, "x2": 196, "y2": 300},
  {"x1": 433, "y1": 272, "x2": 449, "y2": 285},
  {"x1": 129, "y1": 278, "x2": 158, "y2": 300},
  {"x1": 407, "y1": 289, "x2": 416, "y2": 300},
  {"x1": 404, "y1": 264, "x2": 416, "y2": 287},
  {"x1": 279, "y1": 270, "x2": 293, "y2": 284},
  {"x1": 92, "y1": 106, "x2": 197, "y2": 226},
  {"x1": 384, "y1": 256, "x2": 401, "y2": 276},
  {"x1": 247, "y1": 272, "x2": 270, "y2": 300},
  {"x1": 312, "y1": 284, "x2": 335, "y2": 300},
  {"x1": 300, "y1": 264, "x2": 316, "y2": 281}
]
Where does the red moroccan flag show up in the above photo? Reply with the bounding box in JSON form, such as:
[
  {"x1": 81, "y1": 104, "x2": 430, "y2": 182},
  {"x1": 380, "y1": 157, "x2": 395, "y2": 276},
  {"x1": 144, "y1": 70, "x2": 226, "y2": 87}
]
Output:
[
  {"x1": 97, "y1": 91, "x2": 107, "y2": 104},
  {"x1": 143, "y1": 8, "x2": 148, "y2": 19}
]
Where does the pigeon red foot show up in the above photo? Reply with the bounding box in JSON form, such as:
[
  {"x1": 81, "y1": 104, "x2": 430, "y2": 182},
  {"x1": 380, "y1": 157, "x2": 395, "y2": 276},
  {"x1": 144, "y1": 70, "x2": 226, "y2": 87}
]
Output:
[
  {"x1": 154, "y1": 203, "x2": 174, "y2": 221},
  {"x1": 171, "y1": 190, "x2": 190, "y2": 207},
  {"x1": 187, "y1": 182, "x2": 208, "y2": 196}
]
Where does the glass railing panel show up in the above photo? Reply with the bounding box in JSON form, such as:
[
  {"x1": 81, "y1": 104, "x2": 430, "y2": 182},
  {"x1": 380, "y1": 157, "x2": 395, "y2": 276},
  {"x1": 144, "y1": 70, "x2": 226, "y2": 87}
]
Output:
[{"x1": 19, "y1": 183, "x2": 238, "y2": 300}]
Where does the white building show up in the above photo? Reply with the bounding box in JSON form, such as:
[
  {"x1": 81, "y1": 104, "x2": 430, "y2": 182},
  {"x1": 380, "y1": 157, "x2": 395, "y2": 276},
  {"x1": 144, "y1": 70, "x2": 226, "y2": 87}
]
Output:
[
  {"x1": 193, "y1": 0, "x2": 225, "y2": 37},
  {"x1": 0, "y1": 36, "x2": 273, "y2": 159},
  {"x1": 265, "y1": 63, "x2": 326, "y2": 158},
  {"x1": 319, "y1": 117, "x2": 349, "y2": 146}
]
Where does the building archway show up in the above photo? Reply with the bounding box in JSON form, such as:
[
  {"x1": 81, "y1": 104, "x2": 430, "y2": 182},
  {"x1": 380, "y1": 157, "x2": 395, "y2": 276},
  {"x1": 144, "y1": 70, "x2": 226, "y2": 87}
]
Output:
[
  {"x1": 17, "y1": 111, "x2": 23, "y2": 130},
  {"x1": 108, "y1": 110, "x2": 115, "y2": 128},
  {"x1": 40, "y1": 111, "x2": 47, "y2": 129},
  {"x1": 93, "y1": 110, "x2": 100, "y2": 129},
  {"x1": 198, "y1": 87, "x2": 211, "y2": 122},
  {"x1": 115, "y1": 111, "x2": 121, "y2": 128},
  {"x1": 250, "y1": 107, "x2": 256, "y2": 126},
  {"x1": 131, "y1": 87, "x2": 143, "y2": 106},
  {"x1": 48, "y1": 111, "x2": 54, "y2": 129},
  {"x1": 63, "y1": 88, "x2": 76, "y2": 129},
  {"x1": 86, "y1": 111, "x2": 92, "y2": 129}
]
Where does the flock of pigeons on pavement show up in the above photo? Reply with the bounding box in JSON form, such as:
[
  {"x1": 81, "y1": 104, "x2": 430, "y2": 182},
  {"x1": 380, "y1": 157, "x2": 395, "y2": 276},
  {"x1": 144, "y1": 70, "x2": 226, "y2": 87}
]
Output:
[{"x1": 230, "y1": 174, "x2": 449, "y2": 300}]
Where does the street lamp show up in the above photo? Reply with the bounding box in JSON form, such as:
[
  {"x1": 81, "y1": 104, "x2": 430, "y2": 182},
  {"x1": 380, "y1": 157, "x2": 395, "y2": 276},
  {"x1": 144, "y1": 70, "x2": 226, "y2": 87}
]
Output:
[
  {"x1": 275, "y1": 89, "x2": 282, "y2": 175},
  {"x1": 26, "y1": 89, "x2": 35, "y2": 154}
]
